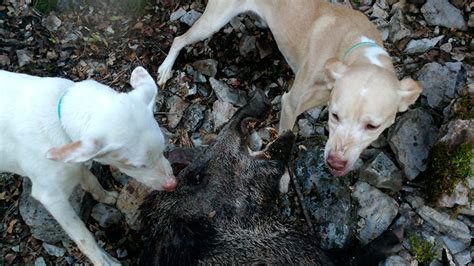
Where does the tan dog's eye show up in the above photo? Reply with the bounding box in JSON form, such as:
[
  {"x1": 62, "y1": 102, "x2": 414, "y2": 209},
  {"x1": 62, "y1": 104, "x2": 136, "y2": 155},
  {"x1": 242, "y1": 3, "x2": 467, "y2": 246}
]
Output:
[
  {"x1": 331, "y1": 113, "x2": 340, "y2": 122},
  {"x1": 365, "y1": 124, "x2": 379, "y2": 130}
]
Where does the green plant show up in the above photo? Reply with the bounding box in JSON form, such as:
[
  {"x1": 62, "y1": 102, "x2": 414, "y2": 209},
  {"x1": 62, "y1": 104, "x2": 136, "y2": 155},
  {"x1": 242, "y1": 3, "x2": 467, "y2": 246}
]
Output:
[
  {"x1": 32, "y1": 0, "x2": 58, "y2": 13},
  {"x1": 409, "y1": 235, "x2": 437, "y2": 265}
]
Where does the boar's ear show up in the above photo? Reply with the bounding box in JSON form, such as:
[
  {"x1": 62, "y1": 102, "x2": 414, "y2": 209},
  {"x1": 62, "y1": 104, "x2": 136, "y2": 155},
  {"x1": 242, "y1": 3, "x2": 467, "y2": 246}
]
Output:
[
  {"x1": 264, "y1": 131, "x2": 296, "y2": 163},
  {"x1": 229, "y1": 89, "x2": 270, "y2": 135}
]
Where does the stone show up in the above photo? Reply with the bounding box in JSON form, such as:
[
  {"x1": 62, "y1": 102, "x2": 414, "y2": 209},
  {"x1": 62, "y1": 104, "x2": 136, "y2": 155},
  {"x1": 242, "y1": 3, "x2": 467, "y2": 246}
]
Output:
[
  {"x1": 34, "y1": 257, "x2": 47, "y2": 266},
  {"x1": 192, "y1": 59, "x2": 218, "y2": 77},
  {"x1": 438, "y1": 182, "x2": 469, "y2": 208},
  {"x1": 359, "y1": 152, "x2": 403, "y2": 192},
  {"x1": 249, "y1": 131, "x2": 263, "y2": 151},
  {"x1": 16, "y1": 49, "x2": 33, "y2": 67},
  {"x1": 388, "y1": 108, "x2": 438, "y2": 180},
  {"x1": 421, "y1": 0, "x2": 467, "y2": 30},
  {"x1": 0, "y1": 54, "x2": 10, "y2": 66},
  {"x1": 239, "y1": 35, "x2": 257, "y2": 58},
  {"x1": 42, "y1": 243, "x2": 66, "y2": 257},
  {"x1": 19, "y1": 178, "x2": 93, "y2": 244},
  {"x1": 469, "y1": 13, "x2": 474, "y2": 28},
  {"x1": 440, "y1": 42, "x2": 452, "y2": 53},
  {"x1": 418, "y1": 62, "x2": 464, "y2": 109},
  {"x1": 182, "y1": 103, "x2": 206, "y2": 132},
  {"x1": 388, "y1": 9, "x2": 412, "y2": 43},
  {"x1": 404, "y1": 35, "x2": 444, "y2": 54},
  {"x1": 169, "y1": 7, "x2": 186, "y2": 21},
  {"x1": 209, "y1": 77, "x2": 247, "y2": 107},
  {"x1": 116, "y1": 180, "x2": 151, "y2": 231},
  {"x1": 90, "y1": 203, "x2": 123, "y2": 228},
  {"x1": 439, "y1": 119, "x2": 474, "y2": 146},
  {"x1": 180, "y1": 10, "x2": 202, "y2": 26},
  {"x1": 381, "y1": 255, "x2": 408, "y2": 266},
  {"x1": 166, "y1": 95, "x2": 189, "y2": 128},
  {"x1": 454, "y1": 249, "x2": 471, "y2": 265},
  {"x1": 371, "y1": 3, "x2": 389, "y2": 19},
  {"x1": 352, "y1": 181, "x2": 399, "y2": 244},
  {"x1": 256, "y1": 38, "x2": 273, "y2": 59},
  {"x1": 298, "y1": 119, "x2": 316, "y2": 138},
  {"x1": 41, "y1": 15, "x2": 62, "y2": 32},
  {"x1": 294, "y1": 139, "x2": 353, "y2": 249},
  {"x1": 212, "y1": 100, "x2": 237, "y2": 129}
]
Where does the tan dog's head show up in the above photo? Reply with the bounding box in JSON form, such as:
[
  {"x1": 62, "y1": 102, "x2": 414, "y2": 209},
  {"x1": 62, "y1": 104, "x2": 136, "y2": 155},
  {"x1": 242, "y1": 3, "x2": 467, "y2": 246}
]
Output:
[{"x1": 323, "y1": 59, "x2": 422, "y2": 176}]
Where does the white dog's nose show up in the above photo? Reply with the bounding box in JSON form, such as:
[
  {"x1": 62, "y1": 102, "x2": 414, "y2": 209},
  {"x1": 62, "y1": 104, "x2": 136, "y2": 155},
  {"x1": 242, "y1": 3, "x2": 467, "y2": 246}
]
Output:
[{"x1": 162, "y1": 176, "x2": 177, "y2": 192}]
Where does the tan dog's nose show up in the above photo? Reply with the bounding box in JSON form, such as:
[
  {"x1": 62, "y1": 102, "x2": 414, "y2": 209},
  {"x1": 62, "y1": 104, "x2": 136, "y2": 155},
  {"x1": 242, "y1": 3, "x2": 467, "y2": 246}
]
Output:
[
  {"x1": 326, "y1": 153, "x2": 347, "y2": 171},
  {"x1": 163, "y1": 176, "x2": 178, "y2": 192}
]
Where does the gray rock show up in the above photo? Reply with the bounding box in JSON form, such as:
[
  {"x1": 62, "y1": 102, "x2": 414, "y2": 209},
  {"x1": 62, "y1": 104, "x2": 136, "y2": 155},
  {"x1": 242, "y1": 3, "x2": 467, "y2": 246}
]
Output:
[
  {"x1": 166, "y1": 95, "x2": 189, "y2": 129},
  {"x1": 371, "y1": 3, "x2": 389, "y2": 19},
  {"x1": 256, "y1": 38, "x2": 273, "y2": 59},
  {"x1": 116, "y1": 180, "x2": 150, "y2": 231},
  {"x1": 306, "y1": 107, "x2": 322, "y2": 121},
  {"x1": 34, "y1": 257, "x2": 47, "y2": 266},
  {"x1": 193, "y1": 59, "x2": 218, "y2": 77},
  {"x1": 182, "y1": 103, "x2": 206, "y2": 132},
  {"x1": 212, "y1": 100, "x2": 237, "y2": 129},
  {"x1": 91, "y1": 203, "x2": 123, "y2": 228},
  {"x1": 41, "y1": 15, "x2": 62, "y2": 32},
  {"x1": 352, "y1": 181, "x2": 399, "y2": 244},
  {"x1": 388, "y1": 108, "x2": 438, "y2": 180},
  {"x1": 19, "y1": 178, "x2": 93, "y2": 244},
  {"x1": 170, "y1": 7, "x2": 186, "y2": 21},
  {"x1": 388, "y1": 9, "x2": 412, "y2": 43},
  {"x1": 180, "y1": 10, "x2": 202, "y2": 26},
  {"x1": 209, "y1": 77, "x2": 247, "y2": 107},
  {"x1": 359, "y1": 152, "x2": 403, "y2": 192},
  {"x1": 42, "y1": 243, "x2": 66, "y2": 257},
  {"x1": 239, "y1": 35, "x2": 257, "y2": 58},
  {"x1": 294, "y1": 139, "x2": 353, "y2": 249},
  {"x1": 421, "y1": 0, "x2": 467, "y2": 30},
  {"x1": 439, "y1": 119, "x2": 474, "y2": 146},
  {"x1": 249, "y1": 131, "x2": 263, "y2": 151},
  {"x1": 381, "y1": 255, "x2": 409, "y2": 266},
  {"x1": 438, "y1": 182, "x2": 469, "y2": 208},
  {"x1": 16, "y1": 49, "x2": 33, "y2": 67},
  {"x1": 454, "y1": 249, "x2": 471, "y2": 265},
  {"x1": 404, "y1": 36, "x2": 444, "y2": 54},
  {"x1": 469, "y1": 13, "x2": 474, "y2": 28},
  {"x1": 298, "y1": 119, "x2": 316, "y2": 137},
  {"x1": 418, "y1": 62, "x2": 464, "y2": 109},
  {"x1": 440, "y1": 42, "x2": 452, "y2": 53},
  {"x1": 0, "y1": 54, "x2": 10, "y2": 66}
]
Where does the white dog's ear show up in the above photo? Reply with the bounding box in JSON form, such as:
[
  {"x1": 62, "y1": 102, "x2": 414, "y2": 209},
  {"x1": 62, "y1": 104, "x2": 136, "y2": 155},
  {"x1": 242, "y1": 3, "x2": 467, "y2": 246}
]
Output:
[
  {"x1": 324, "y1": 58, "x2": 347, "y2": 89},
  {"x1": 398, "y1": 78, "x2": 423, "y2": 112},
  {"x1": 130, "y1": 66, "x2": 158, "y2": 111},
  {"x1": 46, "y1": 139, "x2": 115, "y2": 163}
]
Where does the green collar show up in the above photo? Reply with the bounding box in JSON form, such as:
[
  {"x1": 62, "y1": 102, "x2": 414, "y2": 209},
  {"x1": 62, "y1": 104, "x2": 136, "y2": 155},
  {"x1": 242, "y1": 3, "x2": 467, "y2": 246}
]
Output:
[
  {"x1": 57, "y1": 90, "x2": 68, "y2": 130},
  {"x1": 342, "y1": 41, "x2": 379, "y2": 61}
]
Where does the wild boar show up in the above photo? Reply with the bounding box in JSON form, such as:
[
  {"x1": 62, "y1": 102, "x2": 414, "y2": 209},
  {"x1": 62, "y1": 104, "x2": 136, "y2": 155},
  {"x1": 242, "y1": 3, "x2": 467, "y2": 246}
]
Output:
[{"x1": 139, "y1": 90, "x2": 401, "y2": 265}]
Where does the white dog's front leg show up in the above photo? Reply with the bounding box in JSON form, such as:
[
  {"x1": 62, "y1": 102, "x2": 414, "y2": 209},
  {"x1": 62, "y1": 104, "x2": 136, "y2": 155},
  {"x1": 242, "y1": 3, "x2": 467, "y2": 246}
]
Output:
[{"x1": 31, "y1": 184, "x2": 121, "y2": 266}]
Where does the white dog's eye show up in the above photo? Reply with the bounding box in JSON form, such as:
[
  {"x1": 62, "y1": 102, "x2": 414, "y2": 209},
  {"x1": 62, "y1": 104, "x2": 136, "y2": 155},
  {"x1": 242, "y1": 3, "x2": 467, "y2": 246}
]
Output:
[
  {"x1": 331, "y1": 113, "x2": 340, "y2": 122},
  {"x1": 365, "y1": 123, "x2": 380, "y2": 130}
]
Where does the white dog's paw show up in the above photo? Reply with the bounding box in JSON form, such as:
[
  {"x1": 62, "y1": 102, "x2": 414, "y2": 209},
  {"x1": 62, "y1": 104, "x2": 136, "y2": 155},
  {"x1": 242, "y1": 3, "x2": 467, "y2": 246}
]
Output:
[
  {"x1": 101, "y1": 190, "x2": 119, "y2": 205},
  {"x1": 99, "y1": 251, "x2": 121, "y2": 266},
  {"x1": 157, "y1": 62, "x2": 173, "y2": 86}
]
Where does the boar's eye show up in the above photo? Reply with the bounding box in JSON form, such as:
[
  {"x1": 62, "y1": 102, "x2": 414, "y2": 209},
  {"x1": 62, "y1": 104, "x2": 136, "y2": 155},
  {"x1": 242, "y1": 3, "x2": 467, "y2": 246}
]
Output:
[{"x1": 189, "y1": 173, "x2": 204, "y2": 186}]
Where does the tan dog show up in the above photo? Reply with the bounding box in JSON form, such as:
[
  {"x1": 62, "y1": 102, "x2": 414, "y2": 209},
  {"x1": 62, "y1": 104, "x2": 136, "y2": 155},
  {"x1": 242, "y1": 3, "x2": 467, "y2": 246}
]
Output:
[{"x1": 157, "y1": 0, "x2": 423, "y2": 177}]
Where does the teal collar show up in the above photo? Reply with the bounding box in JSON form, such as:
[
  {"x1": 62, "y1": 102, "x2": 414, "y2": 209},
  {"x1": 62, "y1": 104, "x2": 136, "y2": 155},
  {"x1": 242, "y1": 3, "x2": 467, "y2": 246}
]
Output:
[
  {"x1": 57, "y1": 90, "x2": 68, "y2": 130},
  {"x1": 342, "y1": 41, "x2": 379, "y2": 61}
]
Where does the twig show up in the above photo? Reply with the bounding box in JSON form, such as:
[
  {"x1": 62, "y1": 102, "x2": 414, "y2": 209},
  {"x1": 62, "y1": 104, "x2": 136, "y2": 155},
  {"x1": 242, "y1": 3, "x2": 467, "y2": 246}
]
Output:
[{"x1": 287, "y1": 163, "x2": 315, "y2": 234}]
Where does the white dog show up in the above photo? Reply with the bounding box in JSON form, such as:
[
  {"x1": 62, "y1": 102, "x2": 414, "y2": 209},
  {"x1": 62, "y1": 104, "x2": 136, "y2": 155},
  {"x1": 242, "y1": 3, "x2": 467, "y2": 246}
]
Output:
[
  {"x1": 157, "y1": 0, "x2": 423, "y2": 177},
  {"x1": 0, "y1": 67, "x2": 176, "y2": 265}
]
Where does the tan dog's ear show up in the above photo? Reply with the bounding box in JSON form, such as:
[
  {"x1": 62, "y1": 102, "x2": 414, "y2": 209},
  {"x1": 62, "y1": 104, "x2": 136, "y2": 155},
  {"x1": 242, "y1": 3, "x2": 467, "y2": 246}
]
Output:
[
  {"x1": 129, "y1": 66, "x2": 158, "y2": 111},
  {"x1": 46, "y1": 139, "x2": 109, "y2": 163},
  {"x1": 324, "y1": 58, "x2": 348, "y2": 89},
  {"x1": 398, "y1": 78, "x2": 423, "y2": 112}
]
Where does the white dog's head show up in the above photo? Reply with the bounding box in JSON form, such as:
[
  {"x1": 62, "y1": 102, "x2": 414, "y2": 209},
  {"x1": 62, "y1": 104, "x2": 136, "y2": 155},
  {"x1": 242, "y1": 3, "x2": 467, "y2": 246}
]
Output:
[
  {"x1": 46, "y1": 67, "x2": 177, "y2": 191},
  {"x1": 323, "y1": 59, "x2": 422, "y2": 177}
]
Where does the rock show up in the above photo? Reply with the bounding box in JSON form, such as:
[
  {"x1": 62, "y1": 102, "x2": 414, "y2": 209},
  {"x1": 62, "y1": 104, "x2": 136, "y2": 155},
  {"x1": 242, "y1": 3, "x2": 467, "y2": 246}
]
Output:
[
  {"x1": 182, "y1": 103, "x2": 206, "y2": 132},
  {"x1": 388, "y1": 8, "x2": 412, "y2": 43},
  {"x1": 16, "y1": 49, "x2": 33, "y2": 67},
  {"x1": 180, "y1": 10, "x2": 202, "y2": 26},
  {"x1": 116, "y1": 180, "x2": 151, "y2": 231},
  {"x1": 192, "y1": 59, "x2": 218, "y2": 77},
  {"x1": 454, "y1": 249, "x2": 471, "y2": 266},
  {"x1": 388, "y1": 108, "x2": 438, "y2": 180},
  {"x1": 469, "y1": 13, "x2": 474, "y2": 28},
  {"x1": 294, "y1": 138, "x2": 353, "y2": 249},
  {"x1": 19, "y1": 178, "x2": 93, "y2": 244},
  {"x1": 371, "y1": 3, "x2": 389, "y2": 19},
  {"x1": 439, "y1": 119, "x2": 474, "y2": 146},
  {"x1": 166, "y1": 95, "x2": 189, "y2": 128},
  {"x1": 352, "y1": 181, "x2": 399, "y2": 244},
  {"x1": 404, "y1": 35, "x2": 444, "y2": 54},
  {"x1": 440, "y1": 42, "x2": 452, "y2": 53},
  {"x1": 418, "y1": 62, "x2": 465, "y2": 109},
  {"x1": 239, "y1": 35, "x2": 257, "y2": 58},
  {"x1": 34, "y1": 257, "x2": 47, "y2": 266},
  {"x1": 91, "y1": 203, "x2": 123, "y2": 228},
  {"x1": 41, "y1": 15, "x2": 62, "y2": 32},
  {"x1": 249, "y1": 131, "x2": 263, "y2": 151},
  {"x1": 46, "y1": 50, "x2": 58, "y2": 60},
  {"x1": 298, "y1": 119, "x2": 316, "y2": 137},
  {"x1": 0, "y1": 54, "x2": 10, "y2": 66},
  {"x1": 169, "y1": 7, "x2": 186, "y2": 21},
  {"x1": 381, "y1": 255, "x2": 408, "y2": 266},
  {"x1": 306, "y1": 107, "x2": 322, "y2": 121},
  {"x1": 212, "y1": 100, "x2": 237, "y2": 129},
  {"x1": 256, "y1": 38, "x2": 273, "y2": 59},
  {"x1": 359, "y1": 152, "x2": 403, "y2": 192},
  {"x1": 421, "y1": 0, "x2": 467, "y2": 30},
  {"x1": 209, "y1": 77, "x2": 247, "y2": 107},
  {"x1": 438, "y1": 182, "x2": 469, "y2": 208},
  {"x1": 42, "y1": 243, "x2": 66, "y2": 257}
]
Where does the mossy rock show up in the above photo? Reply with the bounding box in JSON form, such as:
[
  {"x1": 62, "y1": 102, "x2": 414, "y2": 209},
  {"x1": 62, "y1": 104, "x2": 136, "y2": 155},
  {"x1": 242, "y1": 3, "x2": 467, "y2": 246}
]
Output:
[{"x1": 451, "y1": 94, "x2": 474, "y2": 120}]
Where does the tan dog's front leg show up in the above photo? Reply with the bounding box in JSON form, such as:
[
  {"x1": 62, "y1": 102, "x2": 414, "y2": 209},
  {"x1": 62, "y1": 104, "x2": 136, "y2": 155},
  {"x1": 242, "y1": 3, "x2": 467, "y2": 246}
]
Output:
[
  {"x1": 158, "y1": 0, "x2": 247, "y2": 86},
  {"x1": 81, "y1": 169, "x2": 118, "y2": 205}
]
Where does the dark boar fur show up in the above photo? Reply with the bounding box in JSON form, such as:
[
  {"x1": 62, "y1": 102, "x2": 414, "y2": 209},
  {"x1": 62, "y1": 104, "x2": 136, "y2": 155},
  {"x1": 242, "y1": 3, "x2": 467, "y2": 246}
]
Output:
[{"x1": 140, "y1": 90, "x2": 401, "y2": 265}]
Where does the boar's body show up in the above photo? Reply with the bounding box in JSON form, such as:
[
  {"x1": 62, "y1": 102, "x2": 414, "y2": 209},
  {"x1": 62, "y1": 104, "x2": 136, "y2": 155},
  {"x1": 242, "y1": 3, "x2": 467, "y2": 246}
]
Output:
[{"x1": 140, "y1": 90, "x2": 332, "y2": 265}]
